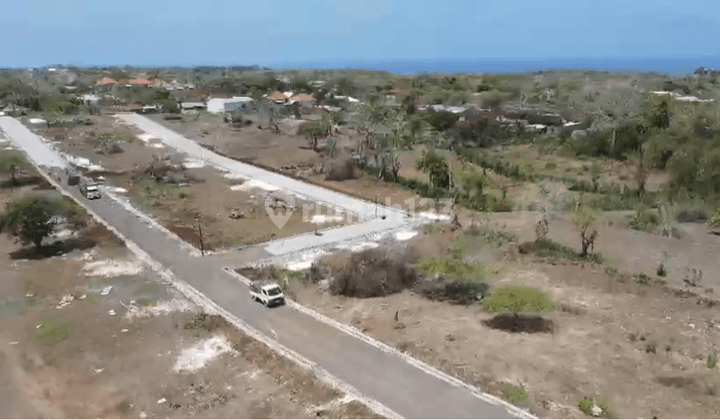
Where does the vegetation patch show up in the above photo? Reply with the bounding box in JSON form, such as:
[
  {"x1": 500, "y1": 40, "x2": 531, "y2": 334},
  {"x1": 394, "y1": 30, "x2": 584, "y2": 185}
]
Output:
[
  {"x1": 485, "y1": 285, "x2": 554, "y2": 314},
  {"x1": 96, "y1": 131, "x2": 137, "y2": 143},
  {"x1": 628, "y1": 208, "x2": 660, "y2": 232},
  {"x1": 504, "y1": 383, "x2": 530, "y2": 407},
  {"x1": 578, "y1": 396, "x2": 610, "y2": 418},
  {"x1": 33, "y1": 316, "x2": 72, "y2": 344},
  {"x1": 518, "y1": 238, "x2": 602, "y2": 263},
  {"x1": 329, "y1": 249, "x2": 418, "y2": 298}
]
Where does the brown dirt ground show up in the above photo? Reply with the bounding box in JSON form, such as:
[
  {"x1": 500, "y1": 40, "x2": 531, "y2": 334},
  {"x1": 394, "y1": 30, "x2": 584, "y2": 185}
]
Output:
[
  {"x1": 264, "y1": 222, "x2": 720, "y2": 419},
  {"x1": 39, "y1": 116, "x2": 346, "y2": 250},
  {"x1": 148, "y1": 113, "x2": 426, "y2": 211},
  {"x1": 0, "y1": 172, "x2": 377, "y2": 419}
]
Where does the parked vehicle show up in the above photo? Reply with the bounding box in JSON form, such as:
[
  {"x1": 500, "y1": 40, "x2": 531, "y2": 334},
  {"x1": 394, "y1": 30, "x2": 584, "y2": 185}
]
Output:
[
  {"x1": 79, "y1": 181, "x2": 101, "y2": 199},
  {"x1": 66, "y1": 163, "x2": 81, "y2": 186},
  {"x1": 67, "y1": 172, "x2": 80, "y2": 186},
  {"x1": 249, "y1": 282, "x2": 285, "y2": 307}
]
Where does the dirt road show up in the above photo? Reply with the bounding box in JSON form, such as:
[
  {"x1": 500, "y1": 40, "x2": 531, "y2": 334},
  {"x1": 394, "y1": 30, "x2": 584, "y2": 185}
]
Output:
[{"x1": 0, "y1": 116, "x2": 529, "y2": 419}]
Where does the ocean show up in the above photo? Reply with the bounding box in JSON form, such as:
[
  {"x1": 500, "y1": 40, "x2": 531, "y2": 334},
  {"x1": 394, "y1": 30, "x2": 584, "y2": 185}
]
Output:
[{"x1": 270, "y1": 57, "x2": 720, "y2": 76}]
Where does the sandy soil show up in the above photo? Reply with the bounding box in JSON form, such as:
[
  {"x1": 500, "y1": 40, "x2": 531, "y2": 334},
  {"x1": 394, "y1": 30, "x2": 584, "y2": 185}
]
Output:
[
  {"x1": 251, "y1": 223, "x2": 720, "y2": 419},
  {"x1": 39, "y1": 116, "x2": 345, "y2": 250},
  {"x1": 0, "y1": 173, "x2": 376, "y2": 419}
]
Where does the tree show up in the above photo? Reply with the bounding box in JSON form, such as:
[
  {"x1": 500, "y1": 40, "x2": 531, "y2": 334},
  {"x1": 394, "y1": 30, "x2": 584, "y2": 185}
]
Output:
[
  {"x1": 416, "y1": 149, "x2": 450, "y2": 189},
  {"x1": 0, "y1": 194, "x2": 86, "y2": 249},
  {"x1": 378, "y1": 152, "x2": 401, "y2": 182},
  {"x1": 0, "y1": 152, "x2": 31, "y2": 186},
  {"x1": 709, "y1": 207, "x2": 720, "y2": 231},
  {"x1": 573, "y1": 207, "x2": 598, "y2": 256},
  {"x1": 425, "y1": 110, "x2": 457, "y2": 132}
]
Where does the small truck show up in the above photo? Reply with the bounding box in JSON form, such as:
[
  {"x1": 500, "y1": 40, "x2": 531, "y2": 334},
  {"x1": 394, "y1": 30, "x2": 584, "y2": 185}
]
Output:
[
  {"x1": 249, "y1": 281, "x2": 285, "y2": 307},
  {"x1": 79, "y1": 180, "x2": 101, "y2": 199}
]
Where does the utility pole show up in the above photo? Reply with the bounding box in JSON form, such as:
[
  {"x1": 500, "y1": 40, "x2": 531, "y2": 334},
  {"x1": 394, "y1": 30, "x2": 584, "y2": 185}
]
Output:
[{"x1": 196, "y1": 216, "x2": 205, "y2": 257}]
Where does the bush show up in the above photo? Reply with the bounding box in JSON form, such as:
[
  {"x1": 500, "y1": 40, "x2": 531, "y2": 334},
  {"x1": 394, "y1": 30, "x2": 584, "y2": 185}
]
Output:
[
  {"x1": 97, "y1": 131, "x2": 136, "y2": 143},
  {"x1": 415, "y1": 256, "x2": 485, "y2": 281},
  {"x1": 628, "y1": 209, "x2": 660, "y2": 232},
  {"x1": 708, "y1": 353, "x2": 718, "y2": 369},
  {"x1": 518, "y1": 238, "x2": 601, "y2": 263},
  {"x1": 484, "y1": 286, "x2": 554, "y2": 315},
  {"x1": 635, "y1": 271, "x2": 650, "y2": 284},
  {"x1": 504, "y1": 384, "x2": 530, "y2": 407},
  {"x1": 329, "y1": 249, "x2": 418, "y2": 298},
  {"x1": 413, "y1": 279, "x2": 489, "y2": 305},
  {"x1": 324, "y1": 157, "x2": 355, "y2": 181},
  {"x1": 578, "y1": 396, "x2": 610, "y2": 418},
  {"x1": 709, "y1": 207, "x2": 720, "y2": 229}
]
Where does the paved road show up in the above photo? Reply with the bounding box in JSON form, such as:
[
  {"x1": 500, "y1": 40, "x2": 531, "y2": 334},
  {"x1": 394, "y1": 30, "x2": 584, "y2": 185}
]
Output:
[{"x1": 1, "y1": 116, "x2": 525, "y2": 419}]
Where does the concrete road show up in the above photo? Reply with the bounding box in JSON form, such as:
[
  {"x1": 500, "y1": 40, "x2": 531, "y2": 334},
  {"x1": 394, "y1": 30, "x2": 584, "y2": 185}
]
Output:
[{"x1": 1, "y1": 116, "x2": 526, "y2": 419}]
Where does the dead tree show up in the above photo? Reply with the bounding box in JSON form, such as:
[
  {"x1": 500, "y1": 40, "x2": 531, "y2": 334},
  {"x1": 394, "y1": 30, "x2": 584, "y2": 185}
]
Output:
[
  {"x1": 581, "y1": 228, "x2": 598, "y2": 255},
  {"x1": 683, "y1": 268, "x2": 703, "y2": 287},
  {"x1": 535, "y1": 207, "x2": 549, "y2": 241}
]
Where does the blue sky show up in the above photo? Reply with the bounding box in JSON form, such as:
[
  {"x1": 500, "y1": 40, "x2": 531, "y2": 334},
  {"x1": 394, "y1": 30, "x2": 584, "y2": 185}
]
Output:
[{"x1": 1, "y1": 0, "x2": 718, "y2": 68}]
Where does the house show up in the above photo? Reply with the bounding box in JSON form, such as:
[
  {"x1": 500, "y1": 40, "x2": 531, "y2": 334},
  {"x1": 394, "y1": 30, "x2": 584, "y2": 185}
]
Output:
[
  {"x1": 206, "y1": 97, "x2": 254, "y2": 114},
  {"x1": 289, "y1": 93, "x2": 315, "y2": 106},
  {"x1": 96, "y1": 77, "x2": 118, "y2": 86},
  {"x1": 80, "y1": 94, "x2": 101, "y2": 105},
  {"x1": 266, "y1": 91, "x2": 286, "y2": 104},
  {"x1": 128, "y1": 78, "x2": 152, "y2": 86},
  {"x1": 180, "y1": 102, "x2": 207, "y2": 112}
]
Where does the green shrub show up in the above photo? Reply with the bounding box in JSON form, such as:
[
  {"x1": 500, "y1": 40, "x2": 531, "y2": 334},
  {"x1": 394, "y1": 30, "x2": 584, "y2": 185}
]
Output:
[
  {"x1": 518, "y1": 238, "x2": 602, "y2": 263},
  {"x1": 708, "y1": 353, "x2": 718, "y2": 369},
  {"x1": 635, "y1": 271, "x2": 650, "y2": 284},
  {"x1": 578, "y1": 396, "x2": 610, "y2": 418},
  {"x1": 504, "y1": 384, "x2": 530, "y2": 406},
  {"x1": 97, "y1": 131, "x2": 136, "y2": 143},
  {"x1": 484, "y1": 286, "x2": 554, "y2": 315},
  {"x1": 628, "y1": 209, "x2": 660, "y2": 232},
  {"x1": 415, "y1": 256, "x2": 484, "y2": 282},
  {"x1": 709, "y1": 207, "x2": 720, "y2": 229}
]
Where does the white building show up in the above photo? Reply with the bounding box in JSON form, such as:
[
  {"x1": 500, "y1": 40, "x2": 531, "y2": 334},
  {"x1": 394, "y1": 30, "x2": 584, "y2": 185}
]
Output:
[
  {"x1": 80, "y1": 94, "x2": 101, "y2": 105},
  {"x1": 206, "y1": 97, "x2": 255, "y2": 114}
]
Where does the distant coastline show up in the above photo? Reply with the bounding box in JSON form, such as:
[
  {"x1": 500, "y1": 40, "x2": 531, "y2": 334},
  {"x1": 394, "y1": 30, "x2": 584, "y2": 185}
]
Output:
[{"x1": 269, "y1": 56, "x2": 720, "y2": 75}]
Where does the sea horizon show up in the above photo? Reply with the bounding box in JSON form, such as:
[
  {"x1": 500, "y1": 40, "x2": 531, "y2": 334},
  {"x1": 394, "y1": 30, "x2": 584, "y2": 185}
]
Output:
[{"x1": 267, "y1": 56, "x2": 720, "y2": 76}]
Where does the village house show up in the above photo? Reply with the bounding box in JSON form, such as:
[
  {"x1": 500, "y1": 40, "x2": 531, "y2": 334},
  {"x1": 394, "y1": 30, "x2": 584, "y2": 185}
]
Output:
[
  {"x1": 266, "y1": 90, "x2": 287, "y2": 104},
  {"x1": 128, "y1": 78, "x2": 152, "y2": 86},
  {"x1": 206, "y1": 97, "x2": 254, "y2": 114},
  {"x1": 288, "y1": 93, "x2": 315, "y2": 106},
  {"x1": 180, "y1": 102, "x2": 207, "y2": 113}
]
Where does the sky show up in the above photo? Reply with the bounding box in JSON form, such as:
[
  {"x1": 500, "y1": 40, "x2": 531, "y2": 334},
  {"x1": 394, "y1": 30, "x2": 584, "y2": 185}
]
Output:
[{"x1": 1, "y1": 0, "x2": 719, "y2": 70}]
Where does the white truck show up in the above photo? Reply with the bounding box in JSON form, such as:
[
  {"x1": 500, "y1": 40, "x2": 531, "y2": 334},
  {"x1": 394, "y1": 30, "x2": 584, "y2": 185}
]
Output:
[
  {"x1": 79, "y1": 180, "x2": 101, "y2": 199},
  {"x1": 249, "y1": 281, "x2": 285, "y2": 307}
]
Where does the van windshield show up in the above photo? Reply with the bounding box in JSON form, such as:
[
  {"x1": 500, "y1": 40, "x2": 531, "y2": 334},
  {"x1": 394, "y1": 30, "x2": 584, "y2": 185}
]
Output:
[{"x1": 265, "y1": 287, "x2": 282, "y2": 296}]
